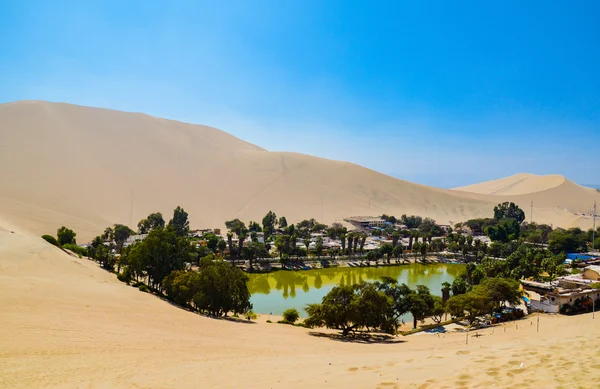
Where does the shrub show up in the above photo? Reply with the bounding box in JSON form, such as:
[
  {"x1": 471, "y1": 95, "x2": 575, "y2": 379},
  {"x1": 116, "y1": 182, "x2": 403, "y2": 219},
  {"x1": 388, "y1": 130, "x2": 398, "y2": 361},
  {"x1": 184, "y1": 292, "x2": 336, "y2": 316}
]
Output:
[
  {"x1": 42, "y1": 234, "x2": 60, "y2": 247},
  {"x1": 62, "y1": 243, "x2": 88, "y2": 257},
  {"x1": 282, "y1": 308, "x2": 300, "y2": 324},
  {"x1": 117, "y1": 267, "x2": 132, "y2": 284},
  {"x1": 266, "y1": 320, "x2": 272, "y2": 323},
  {"x1": 138, "y1": 284, "x2": 150, "y2": 293}
]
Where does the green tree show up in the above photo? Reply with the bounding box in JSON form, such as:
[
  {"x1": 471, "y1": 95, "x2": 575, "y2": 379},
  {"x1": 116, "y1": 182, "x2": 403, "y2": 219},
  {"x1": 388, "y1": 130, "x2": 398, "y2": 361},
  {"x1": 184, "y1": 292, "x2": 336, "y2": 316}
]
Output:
[
  {"x1": 380, "y1": 243, "x2": 393, "y2": 264},
  {"x1": 113, "y1": 224, "x2": 135, "y2": 254},
  {"x1": 282, "y1": 308, "x2": 300, "y2": 323},
  {"x1": 217, "y1": 239, "x2": 227, "y2": 257},
  {"x1": 57, "y1": 226, "x2": 76, "y2": 246},
  {"x1": 305, "y1": 283, "x2": 393, "y2": 336},
  {"x1": 430, "y1": 296, "x2": 446, "y2": 323},
  {"x1": 451, "y1": 275, "x2": 468, "y2": 296},
  {"x1": 262, "y1": 211, "x2": 277, "y2": 243},
  {"x1": 242, "y1": 241, "x2": 269, "y2": 270},
  {"x1": 478, "y1": 278, "x2": 522, "y2": 311},
  {"x1": 441, "y1": 281, "x2": 452, "y2": 303},
  {"x1": 446, "y1": 288, "x2": 493, "y2": 325},
  {"x1": 315, "y1": 236, "x2": 324, "y2": 258},
  {"x1": 493, "y1": 202, "x2": 525, "y2": 223},
  {"x1": 130, "y1": 226, "x2": 194, "y2": 289},
  {"x1": 168, "y1": 206, "x2": 190, "y2": 237},
  {"x1": 102, "y1": 227, "x2": 114, "y2": 242},
  {"x1": 248, "y1": 221, "x2": 262, "y2": 233},
  {"x1": 138, "y1": 212, "x2": 165, "y2": 234},
  {"x1": 225, "y1": 218, "x2": 248, "y2": 263},
  {"x1": 407, "y1": 285, "x2": 435, "y2": 329},
  {"x1": 278, "y1": 216, "x2": 288, "y2": 228},
  {"x1": 392, "y1": 244, "x2": 404, "y2": 263}
]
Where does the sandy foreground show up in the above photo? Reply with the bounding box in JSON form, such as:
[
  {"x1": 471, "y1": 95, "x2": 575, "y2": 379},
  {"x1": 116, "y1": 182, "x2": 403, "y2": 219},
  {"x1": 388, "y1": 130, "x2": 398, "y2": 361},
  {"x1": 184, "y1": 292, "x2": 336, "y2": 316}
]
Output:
[{"x1": 1, "y1": 231, "x2": 599, "y2": 389}]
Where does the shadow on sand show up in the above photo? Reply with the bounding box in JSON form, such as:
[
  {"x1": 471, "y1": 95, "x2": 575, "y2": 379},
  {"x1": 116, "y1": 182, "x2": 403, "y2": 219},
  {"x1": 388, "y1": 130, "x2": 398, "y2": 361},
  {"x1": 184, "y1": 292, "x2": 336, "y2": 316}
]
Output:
[{"x1": 308, "y1": 331, "x2": 406, "y2": 344}]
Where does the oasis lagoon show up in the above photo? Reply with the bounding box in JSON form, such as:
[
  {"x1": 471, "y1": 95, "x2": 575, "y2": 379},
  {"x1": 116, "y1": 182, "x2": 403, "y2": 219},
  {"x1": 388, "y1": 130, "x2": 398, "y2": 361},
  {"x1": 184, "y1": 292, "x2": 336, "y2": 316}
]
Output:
[{"x1": 248, "y1": 263, "x2": 464, "y2": 317}]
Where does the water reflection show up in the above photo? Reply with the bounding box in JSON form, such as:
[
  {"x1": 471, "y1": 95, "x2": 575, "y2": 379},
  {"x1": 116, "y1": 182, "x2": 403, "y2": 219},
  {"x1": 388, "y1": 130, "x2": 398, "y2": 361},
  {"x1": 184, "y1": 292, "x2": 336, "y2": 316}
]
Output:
[{"x1": 248, "y1": 264, "x2": 464, "y2": 315}]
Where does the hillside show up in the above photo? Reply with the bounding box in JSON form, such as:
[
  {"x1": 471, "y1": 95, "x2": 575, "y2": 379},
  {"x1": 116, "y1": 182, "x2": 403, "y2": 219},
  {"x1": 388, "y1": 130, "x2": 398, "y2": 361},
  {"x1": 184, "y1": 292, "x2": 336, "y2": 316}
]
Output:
[
  {"x1": 0, "y1": 101, "x2": 597, "y2": 240},
  {"x1": 453, "y1": 173, "x2": 567, "y2": 195},
  {"x1": 454, "y1": 173, "x2": 599, "y2": 226}
]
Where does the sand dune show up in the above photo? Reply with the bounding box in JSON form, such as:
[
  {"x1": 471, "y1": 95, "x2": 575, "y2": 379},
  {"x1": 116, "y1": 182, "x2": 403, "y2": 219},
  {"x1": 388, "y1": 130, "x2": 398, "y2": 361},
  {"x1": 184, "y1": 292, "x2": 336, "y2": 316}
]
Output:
[
  {"x1": 0, "y1": 101, "x2": 598, "y2": 241},
  {"x1": 454, "y1": 173, "x2": 567, "y2": 195},
  {"x1": 1, "y1": 230, "x2": 599, "y2": 389},
  {"x1": 455, "y1": 173, "x2": 600, "y2": 227}
]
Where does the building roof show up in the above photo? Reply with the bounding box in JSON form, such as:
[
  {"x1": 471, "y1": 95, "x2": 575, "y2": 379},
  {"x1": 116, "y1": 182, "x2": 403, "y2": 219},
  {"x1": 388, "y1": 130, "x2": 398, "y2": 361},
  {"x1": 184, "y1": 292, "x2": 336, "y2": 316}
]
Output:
[
  {"x1": 585, "y1": 265, "x2": 600, "y2": 274},
  {"x1": 344, "y1": 216, "x2": 383, "y2": 223}
]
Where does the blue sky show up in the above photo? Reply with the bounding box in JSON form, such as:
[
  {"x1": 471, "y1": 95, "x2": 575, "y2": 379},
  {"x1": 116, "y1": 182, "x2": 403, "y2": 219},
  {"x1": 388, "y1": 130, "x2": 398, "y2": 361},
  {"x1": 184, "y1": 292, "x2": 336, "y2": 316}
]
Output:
[{"x1": 1, "y1": 1, "x2": 599, "y2": 187}]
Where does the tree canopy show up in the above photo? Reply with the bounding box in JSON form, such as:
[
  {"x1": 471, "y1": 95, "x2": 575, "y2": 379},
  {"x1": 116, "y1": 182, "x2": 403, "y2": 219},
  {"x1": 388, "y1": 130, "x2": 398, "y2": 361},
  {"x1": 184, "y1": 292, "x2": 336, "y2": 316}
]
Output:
[
  {"x1": 57, "y1": 226, "x2": 76, "y2": 246},
  {"x1": 493, "y1": 202, "x2": 525, "y2": 223},
  {"x1": 168, "y1": 206, "x2": 190, "y2": 237}
]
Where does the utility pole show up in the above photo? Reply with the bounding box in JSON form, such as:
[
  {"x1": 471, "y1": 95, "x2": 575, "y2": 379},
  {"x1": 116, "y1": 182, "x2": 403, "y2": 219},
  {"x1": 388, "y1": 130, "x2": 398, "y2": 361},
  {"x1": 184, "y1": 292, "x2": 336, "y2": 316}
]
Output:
[
  {"x1": 130, "y1": 190, "x2": 134, "y2": 228},
  {"x1": 592, "y1": 201, "x2": 597, "y2": 252},
  {"x1": 530, "y1": 200, "x2": 534, "y2": 224}
]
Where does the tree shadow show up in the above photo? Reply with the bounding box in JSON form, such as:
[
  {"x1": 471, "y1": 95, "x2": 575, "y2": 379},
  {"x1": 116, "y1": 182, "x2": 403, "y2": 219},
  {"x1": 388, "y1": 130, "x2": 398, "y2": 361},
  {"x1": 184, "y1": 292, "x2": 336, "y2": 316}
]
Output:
[
  {"x1": 153, "y1": 295, "x2": 257, "y2": 324},
  {"x1": 308, "y1": 331, "x2": 406, "y2": 344}
]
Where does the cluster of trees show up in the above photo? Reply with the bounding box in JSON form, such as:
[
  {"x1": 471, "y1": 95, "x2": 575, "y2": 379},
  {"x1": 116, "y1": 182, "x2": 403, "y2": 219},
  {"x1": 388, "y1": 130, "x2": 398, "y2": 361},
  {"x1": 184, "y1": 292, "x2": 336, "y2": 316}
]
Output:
[
  {"x1": 88, "y1": 206, "x2": 253, "y2": 317},
  {"x1": 446, "y1": 278, "x2": 522, "y2": 325},
  {"x1": 305, "y1": 278, "x2": 444, "y2": 335},
  {"x1": 42, "y1": 226, "x2": 90, "y2": 258},
  {"x1": 162, "y1": 258, "x2": 252, "y2": 317},
  {"x1": 461, "y1": 202, "x2": 598, "y2": 254},
  {"x1": 449, "y1": 245, "x2": 565, "y2": 302},
  {"x1": 304, "y1": 275, "x2": 523, "y2": 335}
]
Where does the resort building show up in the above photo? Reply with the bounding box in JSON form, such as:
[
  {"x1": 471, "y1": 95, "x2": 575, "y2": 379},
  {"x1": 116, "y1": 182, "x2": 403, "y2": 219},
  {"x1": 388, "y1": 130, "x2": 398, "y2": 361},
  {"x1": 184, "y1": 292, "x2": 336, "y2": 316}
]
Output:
[{"x1": 344, "y1": 216, "x2": 386, "y2": 229}]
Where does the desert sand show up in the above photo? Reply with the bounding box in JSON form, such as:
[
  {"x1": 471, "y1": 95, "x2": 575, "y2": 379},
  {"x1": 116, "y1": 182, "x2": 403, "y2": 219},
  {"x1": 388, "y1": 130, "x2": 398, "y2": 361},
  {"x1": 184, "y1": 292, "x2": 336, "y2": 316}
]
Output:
[
  {"x1": 1, "y1": 229, "x2": 600, "y2": 389},
  {"x1": 1, "y1": 101, "x2": 598, "y2": 241}
]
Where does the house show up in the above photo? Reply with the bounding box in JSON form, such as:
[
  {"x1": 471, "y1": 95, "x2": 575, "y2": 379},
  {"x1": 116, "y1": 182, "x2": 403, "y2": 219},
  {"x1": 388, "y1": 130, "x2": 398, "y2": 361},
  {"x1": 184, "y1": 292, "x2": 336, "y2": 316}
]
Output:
[
  {"x1": 522, "y1": 276, "x2": 600, "y2": 314},
  {"x1": 124, "y1": 234, "x2": 148, "y2": 247}
]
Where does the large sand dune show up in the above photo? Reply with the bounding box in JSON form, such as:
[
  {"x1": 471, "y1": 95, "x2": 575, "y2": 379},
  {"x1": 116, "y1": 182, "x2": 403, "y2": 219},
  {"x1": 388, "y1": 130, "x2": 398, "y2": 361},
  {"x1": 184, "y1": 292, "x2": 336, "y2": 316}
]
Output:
[
  {"x1": 0, "y1": 101, "x2": 597, "y2": 241},
  {"x1": 454, "y1": 173, "x2": 567, "y2": 195},
  {"x1": 1, "y1": 229, "x2": 599, "y2": 388}
]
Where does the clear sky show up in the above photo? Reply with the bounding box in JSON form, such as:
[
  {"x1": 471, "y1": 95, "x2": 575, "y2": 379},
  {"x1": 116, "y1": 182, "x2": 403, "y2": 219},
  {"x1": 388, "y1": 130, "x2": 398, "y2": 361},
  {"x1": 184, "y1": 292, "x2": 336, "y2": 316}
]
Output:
[{"x1": 1, "y1": 1, "x2": 599, "y2": 187}]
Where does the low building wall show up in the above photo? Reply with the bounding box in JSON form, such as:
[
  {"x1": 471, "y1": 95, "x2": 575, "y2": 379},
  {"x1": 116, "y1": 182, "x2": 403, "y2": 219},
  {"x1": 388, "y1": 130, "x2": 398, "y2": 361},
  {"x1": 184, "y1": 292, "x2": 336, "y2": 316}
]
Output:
[{"x1": 530, "y1": 299, "x2": 559, "y2": 313}]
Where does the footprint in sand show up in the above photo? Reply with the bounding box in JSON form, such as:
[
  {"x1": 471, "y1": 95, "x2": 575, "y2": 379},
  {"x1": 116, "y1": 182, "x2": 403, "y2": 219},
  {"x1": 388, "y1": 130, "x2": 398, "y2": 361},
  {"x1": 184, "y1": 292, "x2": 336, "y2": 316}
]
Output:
[
  {"x1": 456, "y1": 350, "x2": 470, "y2": 355},
  {"x1": 348, "y1": 367, "x2": 358, "y2": 372},
  {"x1": 376, "y1": 382, "x2": 399, "y2": 389},
  {"x1": 485, "y1": 368, "x2": 500, "y2": 377}
]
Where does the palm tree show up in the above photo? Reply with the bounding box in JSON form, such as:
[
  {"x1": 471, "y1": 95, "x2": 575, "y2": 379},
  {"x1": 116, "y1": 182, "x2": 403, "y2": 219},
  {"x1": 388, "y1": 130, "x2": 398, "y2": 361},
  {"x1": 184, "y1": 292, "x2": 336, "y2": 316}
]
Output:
[
  {"x1": 304, "y1": 237, "x2": 311, "y2": 257},
  {"x1": 391, "y1": 231, "x2": 400, "y2": 247},
  {"x1": 226, "y1": 232, "x2": 234, "y2": 261},
  {"x1": 359, "y1": 233, "x2": 367, "y2": 254},
  {"x1": 347, "y1": 233, "x2": 354, "y2": 256}
]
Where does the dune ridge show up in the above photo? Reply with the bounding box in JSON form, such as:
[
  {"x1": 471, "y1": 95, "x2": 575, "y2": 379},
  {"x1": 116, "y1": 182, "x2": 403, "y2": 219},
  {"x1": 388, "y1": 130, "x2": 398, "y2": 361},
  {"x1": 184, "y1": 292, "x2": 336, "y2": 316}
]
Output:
[
  {"x1": 0, "y1": 101, "x2": 598, "y2": 241},
  {"x1": 453, "y1": 173, "x2": 568, "y2": 195}
]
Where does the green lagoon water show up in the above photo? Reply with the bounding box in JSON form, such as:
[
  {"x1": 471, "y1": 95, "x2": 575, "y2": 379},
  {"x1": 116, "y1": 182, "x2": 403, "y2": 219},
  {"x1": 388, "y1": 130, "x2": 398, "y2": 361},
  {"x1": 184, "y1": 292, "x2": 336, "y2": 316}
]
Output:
[{"x1": 248, "y1": 263, "x2": 464, "y2": 317}]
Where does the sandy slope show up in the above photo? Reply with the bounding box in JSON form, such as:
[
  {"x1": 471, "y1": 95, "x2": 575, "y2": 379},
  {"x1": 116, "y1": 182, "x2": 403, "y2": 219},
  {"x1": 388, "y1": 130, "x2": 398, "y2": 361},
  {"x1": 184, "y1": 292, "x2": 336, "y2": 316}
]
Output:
[
  {"x1": 454, "y1": 173, "x2": 600, "y2": 227},
  {"x1": 1, "y1": 230, "x2": 599, "y2": 389},
  {"x1": 453, "y1": 173, "x2": 567, "y2": 195},
  {"x1": 1, "y1": 101, "x2": 598, "y2": 241}
]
